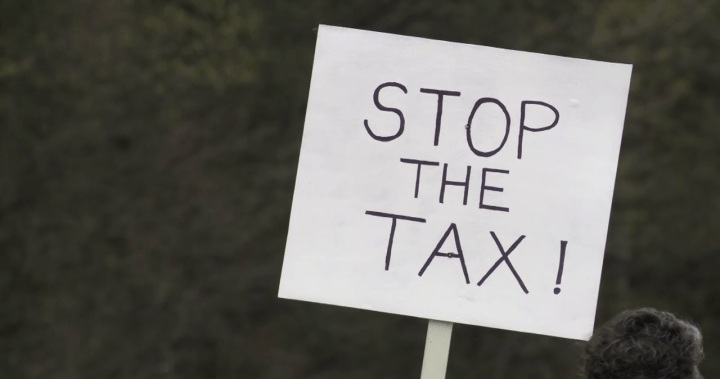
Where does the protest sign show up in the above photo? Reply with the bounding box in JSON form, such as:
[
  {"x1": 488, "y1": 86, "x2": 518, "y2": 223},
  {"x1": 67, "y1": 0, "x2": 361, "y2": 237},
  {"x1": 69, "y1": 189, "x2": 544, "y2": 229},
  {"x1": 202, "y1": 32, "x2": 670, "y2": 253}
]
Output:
[{"x1": 279, "y1": 25, "x2": 632, "y2": 341}]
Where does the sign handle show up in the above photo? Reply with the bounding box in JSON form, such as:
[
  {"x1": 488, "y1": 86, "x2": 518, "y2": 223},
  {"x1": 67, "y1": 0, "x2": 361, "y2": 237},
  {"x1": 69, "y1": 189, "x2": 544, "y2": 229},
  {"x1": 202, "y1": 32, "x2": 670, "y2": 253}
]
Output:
[{"x1": 420, "y1": 320, "x2": 454, "y2": 379}]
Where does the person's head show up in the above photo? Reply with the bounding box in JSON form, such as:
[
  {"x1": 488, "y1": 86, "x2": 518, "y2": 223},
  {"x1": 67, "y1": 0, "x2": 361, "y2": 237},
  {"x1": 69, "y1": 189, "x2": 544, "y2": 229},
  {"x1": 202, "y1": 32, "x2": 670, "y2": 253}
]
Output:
[{"x1": 584, "y1": 308, "x2": 704, "y2": 379}]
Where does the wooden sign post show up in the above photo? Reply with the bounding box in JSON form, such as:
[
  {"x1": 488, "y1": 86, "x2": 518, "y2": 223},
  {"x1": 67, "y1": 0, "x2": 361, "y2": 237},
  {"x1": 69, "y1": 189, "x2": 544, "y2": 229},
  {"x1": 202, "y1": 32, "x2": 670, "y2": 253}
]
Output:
[{"x1": 420, "y1": 320, "x2": 454, "y2": 379}]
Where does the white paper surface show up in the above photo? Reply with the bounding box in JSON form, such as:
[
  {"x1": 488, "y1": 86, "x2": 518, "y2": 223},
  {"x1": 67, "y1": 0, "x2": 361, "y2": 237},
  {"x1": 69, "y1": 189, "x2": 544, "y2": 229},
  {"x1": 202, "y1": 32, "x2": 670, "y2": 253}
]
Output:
[{"x1": 279, "y1": 25, "x2": 632, "y2": 341}]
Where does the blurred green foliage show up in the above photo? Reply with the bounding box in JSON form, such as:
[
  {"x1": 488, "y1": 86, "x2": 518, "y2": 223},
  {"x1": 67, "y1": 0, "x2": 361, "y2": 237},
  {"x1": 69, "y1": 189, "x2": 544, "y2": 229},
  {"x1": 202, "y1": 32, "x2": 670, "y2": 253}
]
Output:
[{"x1": 1, "y1": 0, "x2": 719, "y2": 378}]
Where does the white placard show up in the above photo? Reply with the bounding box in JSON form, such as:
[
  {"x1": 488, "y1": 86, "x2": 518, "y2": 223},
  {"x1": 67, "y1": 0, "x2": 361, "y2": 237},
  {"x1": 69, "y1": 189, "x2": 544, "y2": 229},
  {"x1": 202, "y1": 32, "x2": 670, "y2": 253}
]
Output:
[{"x1": 279, "y1": 25, "x2": 632, "y2": 340}]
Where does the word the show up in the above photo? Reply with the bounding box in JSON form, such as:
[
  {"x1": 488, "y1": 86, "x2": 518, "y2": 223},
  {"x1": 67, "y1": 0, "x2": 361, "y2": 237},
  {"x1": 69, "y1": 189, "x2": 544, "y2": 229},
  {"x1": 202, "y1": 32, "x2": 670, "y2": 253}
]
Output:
[{"x1": 400, "y1": 158, "x2": 510, "y2": 212}]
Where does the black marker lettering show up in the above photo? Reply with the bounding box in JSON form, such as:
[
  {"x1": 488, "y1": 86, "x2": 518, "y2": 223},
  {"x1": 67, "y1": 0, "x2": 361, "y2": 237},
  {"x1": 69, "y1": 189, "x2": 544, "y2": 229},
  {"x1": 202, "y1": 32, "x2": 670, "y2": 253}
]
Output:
[
  {"x1": 439, "y1": 163, "x2": 471, "y2": 205},
  {"x1": 363, "y1": 82, "x2": 408, "y2": 142},
  {"x1": 517, "y1": 100, "x2": 559, "y2": 159},
  {"x1": 479, "y1": 168, "x2": 510, "y2": 213},
  {"x1": 466, "y1": 98, "x2": 511, "y2": 157},
  {"x1": 365, "y1": 211, "x2": 426, "y2": 270},
  {"x1": 477, "y1": 232, "x2": 528, "y2": 294},
  {"x1": 400, "y1": 158, "x2": 440, "y2": 198},
  {"x1": 418, "y1": 223, "x2": 470, "y2": 284},
  {"x1": 419, "y1": 88, "x2": 462, "y2": 146},
  {"x1": 554, "y1": 240, "x2": 568, "y2": 294}
]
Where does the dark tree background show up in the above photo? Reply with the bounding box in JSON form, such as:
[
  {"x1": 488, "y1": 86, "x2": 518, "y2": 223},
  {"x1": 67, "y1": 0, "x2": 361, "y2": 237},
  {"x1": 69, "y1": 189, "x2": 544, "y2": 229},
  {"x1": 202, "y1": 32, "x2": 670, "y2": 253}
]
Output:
[{"x1": 1, "y1": 1, "x2": 719, "y2": 378}]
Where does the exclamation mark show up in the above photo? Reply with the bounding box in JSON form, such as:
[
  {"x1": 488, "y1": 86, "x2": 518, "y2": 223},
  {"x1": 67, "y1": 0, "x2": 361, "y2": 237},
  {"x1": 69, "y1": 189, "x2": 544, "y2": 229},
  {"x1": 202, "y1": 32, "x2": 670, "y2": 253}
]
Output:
[{"x1": 554, "y1": 241, "x2": 568, "y2": 295}]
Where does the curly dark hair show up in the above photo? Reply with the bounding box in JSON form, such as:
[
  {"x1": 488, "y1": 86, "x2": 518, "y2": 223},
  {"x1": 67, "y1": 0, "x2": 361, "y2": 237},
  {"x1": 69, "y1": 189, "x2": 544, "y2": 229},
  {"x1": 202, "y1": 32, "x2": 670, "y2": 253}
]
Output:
[{"x1": 584, "y1": 308, "x2": 704, "y2": 379}]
